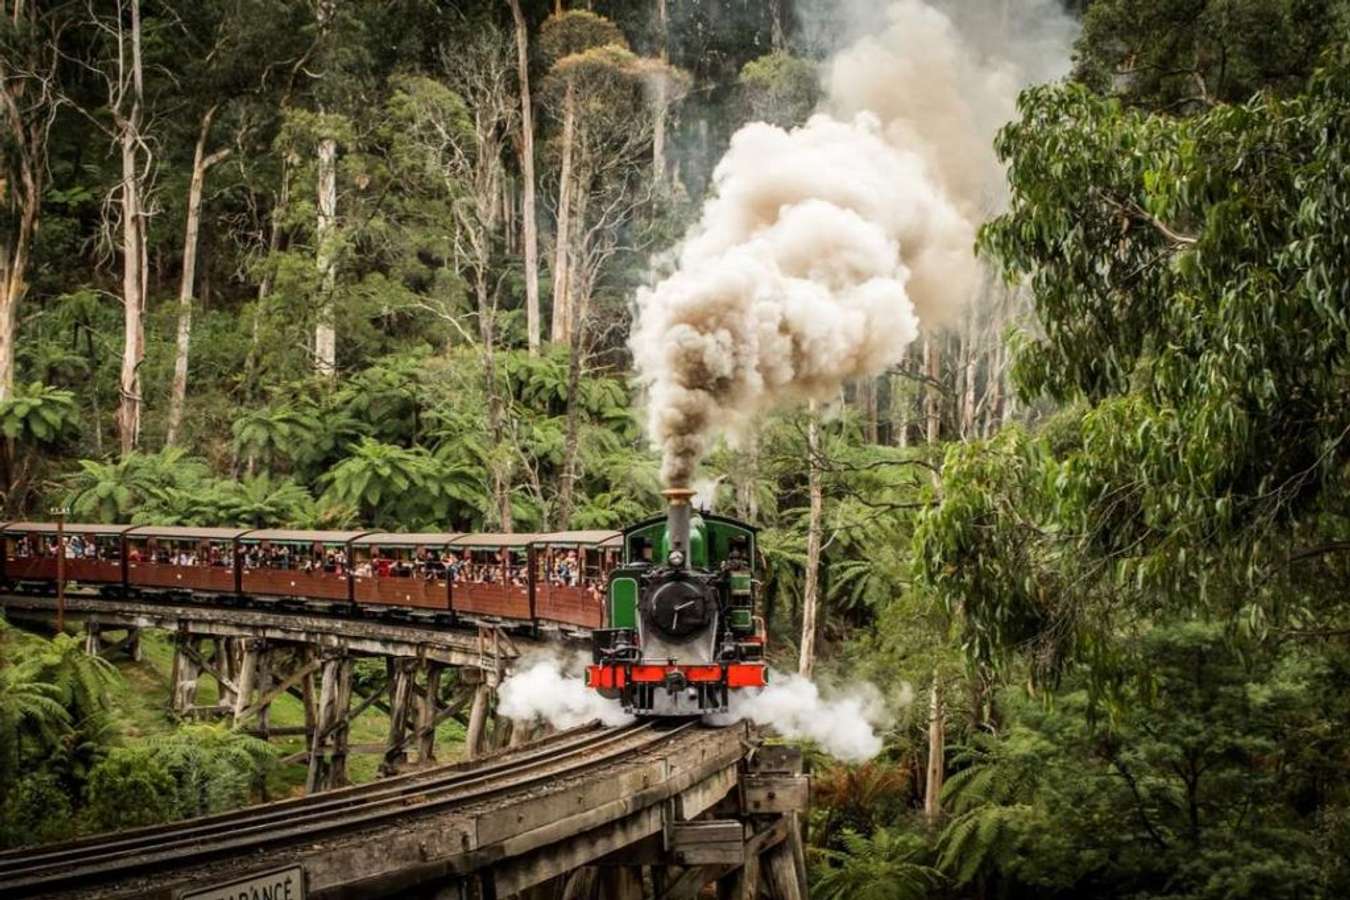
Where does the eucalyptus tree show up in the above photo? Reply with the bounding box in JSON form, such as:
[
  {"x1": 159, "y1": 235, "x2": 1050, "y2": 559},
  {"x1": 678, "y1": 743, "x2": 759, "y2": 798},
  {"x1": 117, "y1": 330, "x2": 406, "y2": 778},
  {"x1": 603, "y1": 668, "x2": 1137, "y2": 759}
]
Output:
[
  {"x1": 0, "y1": 0, "x2": 65, "y2": 402},
  {"x1": 1074, "y1": 0, "x2": 1350, "y2": 110},
  {"x1": 507, "y1": 0, "x2": 541, "y2": 354},
  {"x1": 536, "y1": 10, "x2": 626, "y2": 343},
  {"x1": 387, "y1": 18, "x2": 521, "y2": 530},
  {"x1": 163, "y1": 0, "x2": 307, "y2": 446},
  {"x1": 737, "y1": 50, "x2": 818, "y2": 128},
  {"x1": 917, "y1": 56, "x2": 1350, "y2": 687},
  {"x1": 73, "y1": 0, "x2": 151, "y2": 456}
]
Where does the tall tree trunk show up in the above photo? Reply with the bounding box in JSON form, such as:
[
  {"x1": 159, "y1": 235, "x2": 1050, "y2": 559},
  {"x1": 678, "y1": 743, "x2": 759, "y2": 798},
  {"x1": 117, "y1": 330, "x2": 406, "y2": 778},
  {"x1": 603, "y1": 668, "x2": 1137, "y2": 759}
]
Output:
[
  {"x1": 0, "y1": 192, "x2": 35, "y2": 404},
  {"x1": 770, "y1": 0, "x2": 786, "y2": 50},
  {"x1": 735, "y1": 436, "x2": 761, "y2": 522},
  {"x1": 242, "y1": 162, "x2": 289, "y2": 412},
  {"x1": 0, "y1": 130, "x2": 41, "y2": 403},
  {"x1": 555, "y1": 293, "x2": 586, "y2": 529},
  {"x1": 961, "y1": 315, "x2": 977, "y2": 440},
  {"x1": 477, "y1": 256, "x2": 512, "y2": 530},
  {"x1": 116, "y1": 0, "x2": 147, "y2": 457},
  {"x1": 985, "y1": 340, "x2": 1004, "y2": 438},
  {"x1": 652, "y1": 0, "x2": 669, "y2": 187},
  {"x1": 924, "y1": 675, "x2": 945, "y2": 821},
  {"x1": 798, "y1": 403, "x2": 822, "y2": 679},
  {"x1": 0, "y1": 1, "x2": 48, "y2": 403},
  {"x1": 924, "y1": 333, "x2": 941, "y2": 445},
  {"x1": 509, "y1": 0, "x2": 541, "y2": 355},
  {"x1": 862, "y1": 377, "x2": 879, "y2": 444},
  {"x1": 166, "y1": 106, "x2": 229, "y2": 447},
  {"x1": 314, "y1": 135, "x2": 338, "y2": 377},
  {"x1": 550, "y1": 81, "x2": 575, "y2": 343}
]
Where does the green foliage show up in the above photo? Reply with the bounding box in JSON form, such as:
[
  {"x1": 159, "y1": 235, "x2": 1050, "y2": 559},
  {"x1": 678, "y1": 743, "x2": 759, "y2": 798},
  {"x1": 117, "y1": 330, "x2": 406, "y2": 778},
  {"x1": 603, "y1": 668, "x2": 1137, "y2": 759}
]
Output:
[
  {"x1": 0, "y1": 772, "x2": 74, "y2": 848},
  {"x1": 231, "y1": 403, "x2": 322, "y2": 474},
  {"x1": 87, "y1": 726, "x2": 276, "y2": 830},
  {"x1": 814, "y1": 828, "x2": 943, "y2": 900},
  {"x1": 925, "y1": 626, "x2": 1343, "y2": 899},
  {"x1": 320, "y1": 437, "x2": 440, "y2": 525},
  {"x1": 922, "y1": 55, "x2": 1350, "y2": 684},
  {"x1": 537, "y1": 10, "x2": 628, "y2": 66},
  {"x1": 0, "y1": 382, "x2": 78, "y2": 444},
  {"x1": 0, "y1": 621, "x2": 120, "y2": 848},
  {"x1": 67, "y1": 448, "x2": 208, "y2": 523},
  {"x1": 1074, "y1": 0, "x2": 1350, "y2": 109},
  {"x1": 85, "y1": 747, "x2": 175, "y2": 831},
  {"x1": 739, "y1": 51, "x2": 820, "y2": 128}
]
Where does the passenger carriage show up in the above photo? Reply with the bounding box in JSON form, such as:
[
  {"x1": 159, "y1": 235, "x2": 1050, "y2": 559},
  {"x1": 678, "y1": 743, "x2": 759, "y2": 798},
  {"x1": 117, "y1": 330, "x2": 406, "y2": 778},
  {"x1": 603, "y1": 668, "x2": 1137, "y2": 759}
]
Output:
[
  {"x1": 446, "y1": 533, "x2": 534, "y2": 621},
  {"x1": 124, "y1": 526, "x2": 247, "y2": 595},
  {"x1": 238, "y1": 529, "x2": 373, "y2": 603},
  {"x1": 533, "y1": 531, "x2": 621, "y2": 630},
  {"x1": 2, "y1": 522, "x2": 132, "y2": 587},
  {"x1": 351, "y1": 532, "x2": 457, "y2": 611}
]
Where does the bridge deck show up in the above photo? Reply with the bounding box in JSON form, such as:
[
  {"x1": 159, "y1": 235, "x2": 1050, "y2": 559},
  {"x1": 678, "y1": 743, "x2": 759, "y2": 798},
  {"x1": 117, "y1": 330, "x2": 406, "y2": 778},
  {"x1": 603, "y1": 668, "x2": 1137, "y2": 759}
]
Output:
[
  {"x1": 0, "y1": 591, "x2": 579, "y2": 673},
  {"x1": 0, "y1": 722, "x2": 758, "y2": 900}
]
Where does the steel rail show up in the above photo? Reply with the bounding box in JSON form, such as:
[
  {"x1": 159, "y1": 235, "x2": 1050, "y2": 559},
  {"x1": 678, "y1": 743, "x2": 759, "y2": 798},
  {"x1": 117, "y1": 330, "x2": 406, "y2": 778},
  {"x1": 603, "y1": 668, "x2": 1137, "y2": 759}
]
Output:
[
  {"x1": 0, "y1": 721, "x2": 698, "y2": 897},
  {"x1": 0, "y1": 720, "x2": 610, "y2": 871}
]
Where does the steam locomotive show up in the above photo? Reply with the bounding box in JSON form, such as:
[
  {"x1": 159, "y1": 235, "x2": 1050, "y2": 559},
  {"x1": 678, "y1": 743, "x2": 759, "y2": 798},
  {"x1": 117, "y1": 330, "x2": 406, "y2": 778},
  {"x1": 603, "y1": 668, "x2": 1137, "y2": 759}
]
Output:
[{"x1": 588, "y1": 489, "x2": 769, "y2": 716}]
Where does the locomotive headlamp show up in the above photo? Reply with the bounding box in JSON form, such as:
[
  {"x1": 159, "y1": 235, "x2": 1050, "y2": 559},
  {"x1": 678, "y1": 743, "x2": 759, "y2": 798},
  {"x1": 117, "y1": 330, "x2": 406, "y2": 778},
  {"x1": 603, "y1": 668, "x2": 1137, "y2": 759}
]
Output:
[{"x1": 667, "y1": 550, "x2": 685, "y2": 567}]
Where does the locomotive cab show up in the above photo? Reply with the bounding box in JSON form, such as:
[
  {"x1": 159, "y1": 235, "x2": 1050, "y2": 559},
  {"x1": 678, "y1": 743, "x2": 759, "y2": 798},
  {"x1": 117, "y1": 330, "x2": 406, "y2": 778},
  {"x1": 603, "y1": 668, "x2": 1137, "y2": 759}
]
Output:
[{"x1": 588, "y1": 490, "x2": 768, "y2": 716}]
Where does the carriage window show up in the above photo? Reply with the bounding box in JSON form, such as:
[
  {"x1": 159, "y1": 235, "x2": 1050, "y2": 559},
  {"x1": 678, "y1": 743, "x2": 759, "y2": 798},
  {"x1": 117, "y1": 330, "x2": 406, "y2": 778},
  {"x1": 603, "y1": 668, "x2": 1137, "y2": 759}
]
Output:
[
  {"x1": 353, "y1": 546, "x2": 446, "y2": 580},
  {"x1": 453, "y1": 548, "x2": 526, "y2": 585},
  {"x1": 129, "y1": 540, "x2": 228, "y2": 566},
  {"x1": 242, "y1": 543, "x2": 348, "y2": 574}
]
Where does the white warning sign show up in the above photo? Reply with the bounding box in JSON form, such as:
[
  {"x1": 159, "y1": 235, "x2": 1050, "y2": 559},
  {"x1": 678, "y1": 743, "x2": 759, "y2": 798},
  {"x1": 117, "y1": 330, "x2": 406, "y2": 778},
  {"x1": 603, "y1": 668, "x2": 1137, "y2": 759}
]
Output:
[{"x1": 178, "y1": 865, "x2": 306, "y2": 900}]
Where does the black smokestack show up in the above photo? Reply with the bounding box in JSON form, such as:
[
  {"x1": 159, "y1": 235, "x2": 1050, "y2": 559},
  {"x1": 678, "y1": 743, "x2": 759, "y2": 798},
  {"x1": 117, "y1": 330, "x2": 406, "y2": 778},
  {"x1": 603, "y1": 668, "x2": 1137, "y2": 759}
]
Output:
[{"x1": 663, "y1": 488, "x2": 695, "y2": 568}]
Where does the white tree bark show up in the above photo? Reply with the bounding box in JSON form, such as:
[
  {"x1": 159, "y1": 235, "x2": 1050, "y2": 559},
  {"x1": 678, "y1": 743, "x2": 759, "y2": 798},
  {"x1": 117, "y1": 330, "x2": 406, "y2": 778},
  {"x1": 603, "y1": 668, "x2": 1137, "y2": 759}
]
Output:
[
  {"x1": 798, "y1": 402, "x2": 822, "y2": 679},
  {"x1": 166, "y1": 106, "x2": 229, "y2": 447},
  {"x1": 652, "y1": 0, "x2": 669, "y2": 186},
  {"x1": 924, "y1": 333, "x2": 941, "y2": 446},
  {"x1": 550, "y1": 81, "x2": 575, "y2": 343},
  {"x1": 116, "y1": 0, "x2": 148, "y2": 457},
  {"x1": 314, "y1": 135, "x2": 338, "y2": 377},
  {"x1": 0, "y1": 0, "x2": 55, "y2": 402},
  {"x1": 924, "y1": 675, "x2": 945, "y2": 821},
  {"x1": 508, "y1": 0, "x2": 542, "y2": 355}
]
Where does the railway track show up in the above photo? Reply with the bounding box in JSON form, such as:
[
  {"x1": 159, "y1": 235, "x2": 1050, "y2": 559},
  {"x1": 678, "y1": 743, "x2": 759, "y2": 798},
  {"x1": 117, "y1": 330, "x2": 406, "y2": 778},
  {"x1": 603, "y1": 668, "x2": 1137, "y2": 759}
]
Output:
[{"x1": 0, "y1": 719, "x2": 698, "y2": 898}]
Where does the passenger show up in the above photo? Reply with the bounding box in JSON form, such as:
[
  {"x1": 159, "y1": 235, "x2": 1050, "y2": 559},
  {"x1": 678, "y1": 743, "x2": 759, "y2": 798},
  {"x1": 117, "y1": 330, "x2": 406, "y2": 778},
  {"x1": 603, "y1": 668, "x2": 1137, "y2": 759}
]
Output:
[
  {"x1": 375, "y1": 554, "x2": 392, "y2": 577},
  {"x1": 354, "y1": 560, "x2": 373, "y2": 577}
]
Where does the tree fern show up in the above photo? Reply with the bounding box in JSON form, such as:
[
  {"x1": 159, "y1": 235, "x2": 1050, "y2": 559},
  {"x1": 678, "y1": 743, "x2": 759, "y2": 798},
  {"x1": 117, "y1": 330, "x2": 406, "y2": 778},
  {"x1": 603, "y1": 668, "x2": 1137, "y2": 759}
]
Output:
[{"x1": 814, "y1": 827, "x2": 944, "y2": 900}]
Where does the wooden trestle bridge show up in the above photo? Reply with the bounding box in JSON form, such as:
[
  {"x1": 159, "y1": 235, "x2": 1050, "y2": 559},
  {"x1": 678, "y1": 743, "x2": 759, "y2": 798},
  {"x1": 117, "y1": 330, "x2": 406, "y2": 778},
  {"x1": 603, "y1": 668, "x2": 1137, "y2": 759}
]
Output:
[{"x1": 0, "y1": 594, "x2": 811, "y2": 900}]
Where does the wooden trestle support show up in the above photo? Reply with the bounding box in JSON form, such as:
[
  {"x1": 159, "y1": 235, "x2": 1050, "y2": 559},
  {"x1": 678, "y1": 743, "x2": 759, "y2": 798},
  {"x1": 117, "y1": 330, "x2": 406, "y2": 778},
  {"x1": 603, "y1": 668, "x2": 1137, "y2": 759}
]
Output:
[
  {"x1": 149, "y1": 623, "x2": 524, "y2": 793},
  {"x1": 426, "y1": 744, "x2": 813, "y2": 900}
]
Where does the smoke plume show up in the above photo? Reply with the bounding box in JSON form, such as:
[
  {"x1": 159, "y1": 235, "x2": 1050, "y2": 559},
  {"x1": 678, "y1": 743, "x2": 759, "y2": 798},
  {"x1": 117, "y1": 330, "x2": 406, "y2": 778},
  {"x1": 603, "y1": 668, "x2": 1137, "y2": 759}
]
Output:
[
  {"x1": 633, "y1": 0, "x2": 1075, "y2": 486},
  {"x1": 497, "y1": 652, "x2": 634, "y2": 729},
  {"x1": 712, "y1": 672, "x2": 903, "y2": 762}
]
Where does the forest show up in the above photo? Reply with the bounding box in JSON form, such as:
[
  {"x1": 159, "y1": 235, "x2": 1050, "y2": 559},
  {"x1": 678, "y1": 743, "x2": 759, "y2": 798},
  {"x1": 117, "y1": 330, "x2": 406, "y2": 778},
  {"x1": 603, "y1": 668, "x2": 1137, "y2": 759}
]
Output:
[{"x1": 2, "y1": 0, "x2": 1350, "y2": 897}]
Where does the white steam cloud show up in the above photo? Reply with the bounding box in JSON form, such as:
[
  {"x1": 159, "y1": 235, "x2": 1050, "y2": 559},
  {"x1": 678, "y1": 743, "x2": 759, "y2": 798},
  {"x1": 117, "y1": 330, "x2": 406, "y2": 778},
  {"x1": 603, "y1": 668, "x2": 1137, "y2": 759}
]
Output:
[
  {"x1": 632, "y1": 0, "x2": 1076, "y2": 486},
  {"x1": 497, "y1": 652, "x2": 634, "y2": 730},
  {"x1": 712, "y1": 672, "x2": 906, "y2": 763}
]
